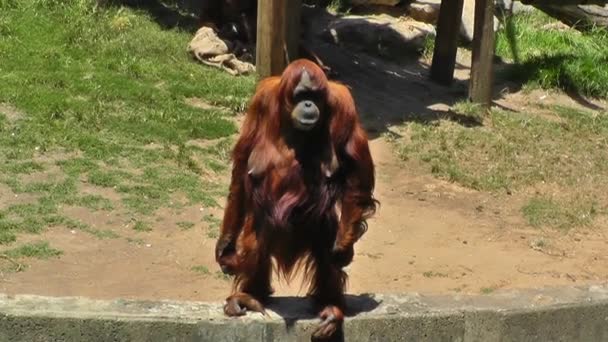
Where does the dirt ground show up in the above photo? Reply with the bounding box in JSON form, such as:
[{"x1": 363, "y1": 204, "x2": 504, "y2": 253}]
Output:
[
  {"x1": 3, "y1": 133, "x2": 608, "y2": 301},
  {"x1": 2, "y1": 24, "x2": 608, "y2": 302}
]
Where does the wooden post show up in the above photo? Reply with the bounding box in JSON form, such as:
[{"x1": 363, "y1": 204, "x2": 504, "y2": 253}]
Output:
[
  {"x1": 430, "y1": 0, "x2": 465, "y2": 85},
  {"x1": 256, "y1": 0, "x2": 302, "y2": 79},
  {"x1": 469, "y1": 0, "x2": 495, "y2": 109}
]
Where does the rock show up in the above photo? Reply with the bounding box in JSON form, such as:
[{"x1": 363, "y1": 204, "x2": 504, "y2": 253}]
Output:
[
  {"x1": 406, "y1": 0, "x2": 502, "y2": 42},
  {"x1": 323, "y1": 14, "x2": 435, "y2": 60},
  {"x1": 460, "y1": 0, "x2": 499, "y2": 43},
  {"x1": 495, "y1": 0, "x2": 535, "y2": 14},
  {"x1": 351, "y1": 0, "x2": 402, "y2": 6},
  {"x1": 408, "y1": 0, "x2": 441, "y2": 24}
]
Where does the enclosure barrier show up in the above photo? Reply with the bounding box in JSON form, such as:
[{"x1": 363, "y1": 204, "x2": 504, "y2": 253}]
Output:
[{"x1": 1, "y1": 284, "x2": 608, "y2": 341}]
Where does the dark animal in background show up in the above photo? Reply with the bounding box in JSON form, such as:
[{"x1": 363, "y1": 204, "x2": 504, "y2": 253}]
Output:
[
  {"x1": 198, "y1": 0, "x2": 332, "y2": 74},
  {"x1": 215, "y1": 59, "x2": 377, "y2": 340},
  {"x1": 199, "y1": 0, "x2": 257, "y2": 44}
]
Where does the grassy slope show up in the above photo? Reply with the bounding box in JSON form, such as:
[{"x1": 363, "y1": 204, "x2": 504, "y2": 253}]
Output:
[
  {"x1": 394, "y1": 12, "x2": 608, "y2": 230},
  {"x1": 0, "y1": 0, "x2": 255, "y2": 262},
  {"x1": 496, "y1": 11, "x2": 608, "y2": 98}
]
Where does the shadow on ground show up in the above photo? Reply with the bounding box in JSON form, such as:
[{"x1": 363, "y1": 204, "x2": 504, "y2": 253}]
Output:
[
  {"x1": 265, "y1": 293, "x2": 380, "y2": 341},
  {"x1": 103, "y1": 0, "x2": 202, "y2": 32}
]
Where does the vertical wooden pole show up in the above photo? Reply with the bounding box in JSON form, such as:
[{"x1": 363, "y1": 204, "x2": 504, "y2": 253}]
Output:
[
  {"x1": 430, "y1": 0, "x2": 465, "y2": 85},
  {"x1": 469, "y1": 0, "x2": 495, "y2": 109},
  {"x1": 256, "y1": 0, "x2": 302, "y2": 79}
]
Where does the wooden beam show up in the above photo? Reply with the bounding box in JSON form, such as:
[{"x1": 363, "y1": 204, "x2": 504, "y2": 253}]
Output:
[
  {"x1": 256, "y1": 0, "x2": 302, "y2": 79},
  {"x1": 469, "y1": 0, "x2": 495, "y2": 109},
  {"x1": 430, "y1": 0, "x2": 465, "y2": 85}
]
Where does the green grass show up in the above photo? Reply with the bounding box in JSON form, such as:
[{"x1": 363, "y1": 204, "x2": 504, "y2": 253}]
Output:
[
  {"x1": 132, "y1": 220, "x2": 152, "y2": 232},
  {"x1": 191, "y1": 265, "x2": 211, "y2": 275},
  {"x1": 203, "y1": 214, "x2": 221, "y2": 239},
  {"x1": 422, "y1": 271, "x2": 448, "y2": 278},
  {"x1": 480, "y1": 286, "x2": 496, "y2": 295},
  {"x1": 522, "y1": 196, "x2": 597, "y2": 230},
  {"x1": 326, "y1": 0, "x2": 352, "y2": 13},
  {"x1": 214, "y1": 270, "x2": 232, "y2": 281},
  {"x1": 496, "y1": 12, "x2": 608, "y2": 98},
  {"x1": 395, "y1": 103, "x2": 608, "y2": 230},
  {"x1": 4, "y1": 241, "x2": 62, "y2": 259},
  {"x1": 0, "y1": 1, "x2": 253, "y2": 248},
  {"x1": 398, "y1": 105, "x2": 608, "y2": 193},
  {"x1": 177, "y1": 221, "x2": 195, "y2": 230}
]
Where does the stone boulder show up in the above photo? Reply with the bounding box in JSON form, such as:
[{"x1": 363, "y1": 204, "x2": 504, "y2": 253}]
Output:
[
  {"x1": 408, "y1": 0, "x2": 441, "y2": 24},
  {"x1": 322, "y1": 14, "x2": 436, "y2": 60},
  {"x1": 496, "y1": 0, "x2": 535, "y2": 14}
]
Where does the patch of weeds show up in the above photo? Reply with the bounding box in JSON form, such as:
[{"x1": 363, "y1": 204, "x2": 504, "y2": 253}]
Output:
[
  {"x1": 327, "y1": 0, "x2": 352, "y2": 13},
  {"x1": 1, "y1": 198, "x2": 62, "y2": 234},
  {"x1": 203, "y1": 214, "x2": 221, "y2": 239},
  {"x1": 88, "y1": 169, "x2": 124, "y2": 188},
  {"x1": 201, "y1": 137, "x2": 233, "y2": 162},
  {"x1": 126, "y1": 237, "x2": 145, "y2": 245},
  {"x1": 422, "y1": 34, "x2": 435, "y2": 60},
  {"x1": 86, "y1": 228, "x2": 120, "y2": 239},
  {"x1": 0, "y1": 161, "x2": 44, "y2": 175},
  {"x1": 7, "y1": 199, "x2": 58, "y2": 217},
  {"x1": 177, "y1": 221, "x2": 195, "y2": 230},
  {"x1": 57, "y1": 158, "x2": 98, "y2": 177},
  {"x1": 132, "y1": 220, "x2": 152, "y2": 232},
  {"x1": 64, "y1": 194, "x2": 114, "y2": 211},
  {"x1": 480, "y1": 286, "x2": 496, "y2": 294},
  {"x1": 191, "y1": 265, "x2": 211, "y2": 275},
  {"x1": 450, "y1": 101, "x2": 486, "y2": 123},
  {"x1": 397, "y1": 107, "x2": 608, "y2": 194},
  {"x1": 530, "y1": 238, "x2": 547, "y2": 251},
  {"x1": 4, "y1": 241, "x2": 62, "y2": 259},
  {"x1": 0, "y1": 230, "x2": 17, "y2": 245},
  {"x1": 176, "y1": 144, "x2": 202, "y2": 175},
  {"x1": 422, "y1": 271, "x2": 448, "y2": 278},
  {"x1": 214, "y1": 271, "x2": 232, "y2": 281},
  {"x1": 205, "y1": 159, "x2": 228, "y2": 173},
  {"x1": 522, "y1": 196, "x2": 597, "y2": 230},
  {"x1": 59, "y1": 216, "x2": 118, "y2": 239},
  {"x1": 118, "y1": 166, "x2": 220, "y2": 214}
]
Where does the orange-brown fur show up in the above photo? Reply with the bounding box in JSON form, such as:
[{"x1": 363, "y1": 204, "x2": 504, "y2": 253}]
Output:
[{"x1": 215, "y1": 59, "x2": 377, "y2": 339}]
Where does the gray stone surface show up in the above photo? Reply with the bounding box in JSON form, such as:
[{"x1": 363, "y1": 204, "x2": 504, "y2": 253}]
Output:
[
  {"x1": 322, "y1": 14, "x2": 436, "y2": 60},
  {"x1": 1, "y1": 284, "x2": 608, "y2": 341},
  {"x1": 496, "y1": 0, "x2": 535, "y2": 14},
  {"x1": 408, "y1": 0, "x2": 442, "y2": 24},
  {"x1": 461, "y1": 0, "x2": 500, "y2": 43}
]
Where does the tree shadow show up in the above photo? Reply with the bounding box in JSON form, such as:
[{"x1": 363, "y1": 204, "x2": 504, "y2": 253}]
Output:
[
  {"x1": 101, "y1": 2, "x2": 478, "y2": 135},
  {"x1": 103, "y1": 0, "x2": 201, "y2": 33},
  {"x1": 302, "y1": 6, "x2": 476, "y2": 139},
  {"x1": 496, "y1": 53, "x2": 606, "y2": 111}
]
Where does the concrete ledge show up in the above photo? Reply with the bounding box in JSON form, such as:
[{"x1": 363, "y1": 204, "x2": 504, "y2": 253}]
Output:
[{"x1": 1, "y1": 284, "x2": 608, "y2": 341}]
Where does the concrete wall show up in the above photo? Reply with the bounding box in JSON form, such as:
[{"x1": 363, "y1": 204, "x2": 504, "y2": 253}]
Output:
[{"x1": 1, "y1": 284, "x2": 607, "y2": 341}]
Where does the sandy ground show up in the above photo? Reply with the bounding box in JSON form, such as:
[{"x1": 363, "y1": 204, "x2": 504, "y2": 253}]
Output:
[{"x1": 2, "y1": 15, "x2": 607, "y2": 301}]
